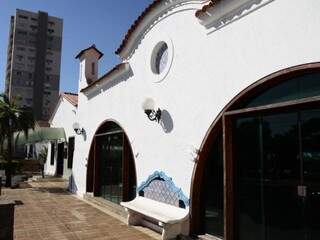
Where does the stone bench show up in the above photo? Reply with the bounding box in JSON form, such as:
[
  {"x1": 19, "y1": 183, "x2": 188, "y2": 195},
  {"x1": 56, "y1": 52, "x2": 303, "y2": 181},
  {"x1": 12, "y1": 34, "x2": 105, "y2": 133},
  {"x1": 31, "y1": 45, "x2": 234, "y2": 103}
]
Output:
[{"x1": 121, "y1": 171, "x2": 189, "y2": 240}]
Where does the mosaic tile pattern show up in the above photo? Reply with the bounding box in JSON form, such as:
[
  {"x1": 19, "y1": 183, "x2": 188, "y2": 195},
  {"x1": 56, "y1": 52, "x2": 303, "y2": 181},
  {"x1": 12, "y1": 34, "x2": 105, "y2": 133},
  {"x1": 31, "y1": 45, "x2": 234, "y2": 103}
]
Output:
[
  {"x1": 138, "y1": 171, "x2": 189, "y2": 208},
  {"x1": 143, "y1": 179, "x2": 181, "y2": 208}
]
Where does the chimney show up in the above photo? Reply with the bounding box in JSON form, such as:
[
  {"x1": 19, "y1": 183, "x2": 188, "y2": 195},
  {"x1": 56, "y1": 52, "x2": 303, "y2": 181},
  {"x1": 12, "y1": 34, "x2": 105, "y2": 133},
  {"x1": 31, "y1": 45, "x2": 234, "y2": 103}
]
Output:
[{"x1": 75, "y1": 44, "x2": 103, "y2": 91}]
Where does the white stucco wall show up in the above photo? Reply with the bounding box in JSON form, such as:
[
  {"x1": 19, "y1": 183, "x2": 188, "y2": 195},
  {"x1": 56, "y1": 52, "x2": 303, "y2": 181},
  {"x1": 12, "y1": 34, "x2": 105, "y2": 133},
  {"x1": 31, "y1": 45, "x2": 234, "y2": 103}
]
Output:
[
  {"x1": 44, "y1": 142, "x2": 56, "y2": 175},
  {"x1": 50, "y1": 98, "x2": 77, "y2": 138},
  {"x1": 72, "y1": 0, "x2": 320, "y2": 199},
  {"x1": 45, "y1": 97, "x2": 77, "y2": 179},
  {"x1": 78, "y1": 50, "x2": 100, "y2": 90}
]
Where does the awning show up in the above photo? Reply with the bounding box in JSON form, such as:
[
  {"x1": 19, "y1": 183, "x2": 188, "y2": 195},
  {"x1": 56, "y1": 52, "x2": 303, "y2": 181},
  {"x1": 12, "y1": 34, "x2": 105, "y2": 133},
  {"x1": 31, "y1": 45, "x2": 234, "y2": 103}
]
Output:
[{"x1": 14, "y1": 127, "x2": 66, "y2": 146}]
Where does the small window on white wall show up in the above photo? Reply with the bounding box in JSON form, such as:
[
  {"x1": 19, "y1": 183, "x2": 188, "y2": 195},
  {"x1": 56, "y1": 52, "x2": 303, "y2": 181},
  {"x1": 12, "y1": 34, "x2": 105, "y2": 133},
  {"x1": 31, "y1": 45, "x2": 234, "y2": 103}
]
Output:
[
  {"x1": 149, "y1": 37, "x2": 174, "y2": 83},
  {"x1": 92, "y1": 62, "x2": 95, "y2": 75},
  {"x1": 151, "y1": 42, "x2": 168, "y2": 74},
  {"x1": 156, "y1": 43, "x2": 168, "y2": 74}
]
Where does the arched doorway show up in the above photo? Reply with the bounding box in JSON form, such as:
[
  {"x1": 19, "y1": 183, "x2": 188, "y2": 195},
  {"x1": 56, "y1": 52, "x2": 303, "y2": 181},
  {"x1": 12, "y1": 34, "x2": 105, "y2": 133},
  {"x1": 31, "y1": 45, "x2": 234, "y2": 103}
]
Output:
[
  {"x1": 86, "y1": 121, "x2": 136, "y2": 204},
  {"x1": 191, "y1": 63, "x2": 320, "y2": 240}
]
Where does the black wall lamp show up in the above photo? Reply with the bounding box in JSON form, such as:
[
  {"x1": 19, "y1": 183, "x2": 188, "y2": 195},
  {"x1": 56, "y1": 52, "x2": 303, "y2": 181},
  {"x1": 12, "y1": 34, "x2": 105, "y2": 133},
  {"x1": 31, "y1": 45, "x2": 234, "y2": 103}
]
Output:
[
  {"x1": 142, "y1": 98, "x2": 162, "y2": 123},
  {"x1": 72, "y1": 122, "x2": 85, "y2": 135}
]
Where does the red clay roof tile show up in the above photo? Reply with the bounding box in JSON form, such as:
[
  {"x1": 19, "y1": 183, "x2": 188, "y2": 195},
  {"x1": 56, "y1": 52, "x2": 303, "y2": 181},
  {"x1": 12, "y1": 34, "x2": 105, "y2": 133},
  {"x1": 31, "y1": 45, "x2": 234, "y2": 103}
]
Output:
[
  {"x1": 75, "y1": 44, "x2": 104, "y2": 59},
  {"x1": 61, "y1": 92, "x2": 78, "y2": 107},
  {"x1": 115, "y1": 0, "x2": 163, "y2": 56},
  {"x1": 195, "y1": 0, "x2": 220, "y2": 18},
  {"x1": 115, "y1": 1, "x2": 219, "y2": 57}
]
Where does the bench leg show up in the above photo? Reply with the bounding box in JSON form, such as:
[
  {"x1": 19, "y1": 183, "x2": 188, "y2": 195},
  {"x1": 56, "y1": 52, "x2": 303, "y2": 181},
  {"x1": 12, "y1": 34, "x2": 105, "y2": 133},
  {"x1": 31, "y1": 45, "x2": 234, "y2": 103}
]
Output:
[
  {"x1": 160, "y1": 222, "x2": 180, "y2": 240},
  {"x1": 180, "y1": 219, "x2": 189, "y2": 236},
  {"x1": 125, "y1": 209, "x2": 142, "y2": 226},
  {"x1": 160, "y1": 219, "x2": 190, "y2": 240}
]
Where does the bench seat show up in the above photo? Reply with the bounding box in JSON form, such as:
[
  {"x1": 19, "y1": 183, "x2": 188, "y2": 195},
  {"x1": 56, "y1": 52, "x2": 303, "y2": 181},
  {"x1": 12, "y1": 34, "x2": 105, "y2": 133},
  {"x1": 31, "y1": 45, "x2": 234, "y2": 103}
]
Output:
[
  {"x1": 121, "y1": 197, "x2": 189, "y2": 239},
  {"x1": 121, "y1": 196, "x2": 188, "y2": 224}
]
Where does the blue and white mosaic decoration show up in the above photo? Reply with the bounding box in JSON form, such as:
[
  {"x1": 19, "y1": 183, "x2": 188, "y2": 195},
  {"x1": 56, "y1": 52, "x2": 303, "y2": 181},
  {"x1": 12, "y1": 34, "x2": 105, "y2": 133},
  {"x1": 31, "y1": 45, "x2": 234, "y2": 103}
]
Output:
[{"x1": 137, "y1": 171, "x2": 189, "y2": 208}]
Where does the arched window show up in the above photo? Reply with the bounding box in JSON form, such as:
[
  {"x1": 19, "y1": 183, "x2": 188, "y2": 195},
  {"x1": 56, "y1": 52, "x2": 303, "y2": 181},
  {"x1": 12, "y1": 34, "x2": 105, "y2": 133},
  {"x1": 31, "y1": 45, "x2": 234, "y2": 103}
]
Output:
[
  {"x1": 86, "y1": 121, "x2": 136, "y2": 204},
  {"x1": 240, "y1": 71, "x2": 320, "y2": 108},
  {"x1": 191, "y1": 63, "x2": 320, "y2": 240}
]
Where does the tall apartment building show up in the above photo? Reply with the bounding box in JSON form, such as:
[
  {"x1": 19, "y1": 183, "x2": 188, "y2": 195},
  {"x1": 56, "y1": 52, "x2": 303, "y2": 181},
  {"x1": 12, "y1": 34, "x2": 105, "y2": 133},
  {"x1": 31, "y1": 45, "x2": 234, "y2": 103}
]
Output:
[{"x1": 5, "y1": 9, "x2": 63, "y2": 122}]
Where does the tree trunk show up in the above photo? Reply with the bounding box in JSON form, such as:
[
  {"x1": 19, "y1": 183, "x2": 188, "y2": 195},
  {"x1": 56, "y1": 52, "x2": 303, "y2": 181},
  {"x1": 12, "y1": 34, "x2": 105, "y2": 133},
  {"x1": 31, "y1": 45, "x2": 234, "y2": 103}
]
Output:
[
  {"x1": 41, "y1": 164, "x2": 44, "y2": 178},
  {"x1": 5, "y1": 132, "x2": 12, "y2": 187}
]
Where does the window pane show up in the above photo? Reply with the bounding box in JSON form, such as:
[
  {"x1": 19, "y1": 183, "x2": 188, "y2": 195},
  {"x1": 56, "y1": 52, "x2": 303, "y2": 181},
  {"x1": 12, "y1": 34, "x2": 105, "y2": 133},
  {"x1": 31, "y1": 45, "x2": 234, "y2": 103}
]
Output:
[
  {"x1": 235, "y1": 117, "x2": 264, "y2": 240},
  {"x1": 242, "y1": 72, "x2": 320, "y2": 108},
  {"x1": 301, "y1": 109, "x2": 320, "y2": 240},
  {"x1": 155, "y1": 43, "x2": 168, "y2": 74},
  {"x1": 99, "y1": 133, "x2": 123, "y2": 204},
  {"x1": 203, "y1": 134, "x2": 224, "y2": 237},
  {"x1": 262, "y1": 113, "x2": 301, "y2": 240},
  {"x1": 234, "y1": 113, "x2": 303, "y2": 240}
]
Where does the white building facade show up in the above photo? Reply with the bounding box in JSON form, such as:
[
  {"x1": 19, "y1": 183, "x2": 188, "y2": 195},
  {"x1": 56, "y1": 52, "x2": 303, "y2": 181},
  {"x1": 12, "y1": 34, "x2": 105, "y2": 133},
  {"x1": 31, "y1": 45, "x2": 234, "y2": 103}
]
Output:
[
  {"x1": 45, "y1": 92, "x2": 77, "y2": 180},
  {"x1": 72, "y1": 0, "x2": 320, "y2": 239}
]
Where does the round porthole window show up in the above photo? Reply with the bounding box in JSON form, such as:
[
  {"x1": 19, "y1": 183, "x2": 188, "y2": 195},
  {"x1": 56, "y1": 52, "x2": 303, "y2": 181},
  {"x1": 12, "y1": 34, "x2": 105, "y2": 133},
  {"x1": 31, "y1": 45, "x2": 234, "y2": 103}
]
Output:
[
  {"x1": 151, "y1": 41, "x2": 169, "y2": 75},
  {"x1": 148, "y1": 38, "x2": 174, "y2": 83}
]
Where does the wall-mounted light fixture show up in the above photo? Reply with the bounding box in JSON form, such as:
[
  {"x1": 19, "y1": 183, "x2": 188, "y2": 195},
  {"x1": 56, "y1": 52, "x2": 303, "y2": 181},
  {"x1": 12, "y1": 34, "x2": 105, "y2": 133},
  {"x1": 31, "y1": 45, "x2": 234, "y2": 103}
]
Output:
[
  {"x1": 72, "y1": 122, "x2": 85, "y2": 135},
  {"x1": 142, "y1": 98, "x2": 162, "y2": 123}
]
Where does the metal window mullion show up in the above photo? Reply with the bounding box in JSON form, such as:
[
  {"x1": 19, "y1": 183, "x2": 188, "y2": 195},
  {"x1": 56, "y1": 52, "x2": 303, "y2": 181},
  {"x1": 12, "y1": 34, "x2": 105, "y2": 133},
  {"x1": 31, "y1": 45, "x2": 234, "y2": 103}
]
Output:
[{"x1": 95, "y1": 130, "x2": 123, "y2": 137}]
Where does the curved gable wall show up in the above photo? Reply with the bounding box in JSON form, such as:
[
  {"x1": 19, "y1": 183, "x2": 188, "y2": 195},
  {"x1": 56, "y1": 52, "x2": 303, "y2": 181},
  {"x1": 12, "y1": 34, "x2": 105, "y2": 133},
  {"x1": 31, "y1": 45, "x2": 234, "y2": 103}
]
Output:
[
  {"x1": 73, "y1": 0, "x2": 320, "y2": 198},
  {"x1": 116, "y1": 0, "x2": 208, "y2": 59}
]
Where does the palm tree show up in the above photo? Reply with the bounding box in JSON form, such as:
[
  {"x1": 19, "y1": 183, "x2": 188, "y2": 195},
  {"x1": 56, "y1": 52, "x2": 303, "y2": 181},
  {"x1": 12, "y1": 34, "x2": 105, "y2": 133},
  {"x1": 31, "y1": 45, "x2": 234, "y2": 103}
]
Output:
[{"x1": 0, "y1": 94, "x2": 35, "y2": 187}]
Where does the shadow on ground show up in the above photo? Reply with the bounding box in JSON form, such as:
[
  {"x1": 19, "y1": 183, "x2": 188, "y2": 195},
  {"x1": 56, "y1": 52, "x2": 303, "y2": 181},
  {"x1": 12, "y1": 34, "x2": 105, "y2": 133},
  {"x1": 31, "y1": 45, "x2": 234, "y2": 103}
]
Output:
[
  {"x1": 36, "y1": 177, "x2": 68, "y2": 182},
  {"x1": 31, "y1": 187, "x2": 70, "y2": 195},
  {"x1": 14, "y1": 200, "x2": 24, "y2": 205}
]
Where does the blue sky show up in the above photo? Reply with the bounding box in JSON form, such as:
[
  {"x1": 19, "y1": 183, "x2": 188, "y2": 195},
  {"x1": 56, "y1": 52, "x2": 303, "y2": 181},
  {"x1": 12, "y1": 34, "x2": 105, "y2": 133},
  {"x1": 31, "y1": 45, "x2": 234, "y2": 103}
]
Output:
[{"x1": 0, "y1": 0, "x2": 152, "y2": 93}]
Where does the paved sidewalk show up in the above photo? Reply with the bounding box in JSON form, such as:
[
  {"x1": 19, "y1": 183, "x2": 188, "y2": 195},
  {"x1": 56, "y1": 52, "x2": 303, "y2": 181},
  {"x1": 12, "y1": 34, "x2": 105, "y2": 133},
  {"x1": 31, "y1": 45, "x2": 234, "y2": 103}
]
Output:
[{"x1": 1, "y1": 179, "x2": 155, "y2": 240}]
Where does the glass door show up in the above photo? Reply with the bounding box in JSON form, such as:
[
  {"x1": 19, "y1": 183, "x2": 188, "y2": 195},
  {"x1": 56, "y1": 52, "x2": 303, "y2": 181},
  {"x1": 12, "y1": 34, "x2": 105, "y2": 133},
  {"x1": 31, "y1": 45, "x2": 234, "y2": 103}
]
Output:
[
  {"x1": 301, "y1": 109, "x2": 320, "y2": 240},
  {"x1": 98, "y1": 132, "x2": 124, "y2": 204},
  {"x1": 261, "y1": 113, "x2": 302, "y2": 240},
  {"x1": 234, "y1": 108, "x2": 320, "y2": 240},
  {"x1": 234, "y1": 116, "x2": 265, "y2": 240}
]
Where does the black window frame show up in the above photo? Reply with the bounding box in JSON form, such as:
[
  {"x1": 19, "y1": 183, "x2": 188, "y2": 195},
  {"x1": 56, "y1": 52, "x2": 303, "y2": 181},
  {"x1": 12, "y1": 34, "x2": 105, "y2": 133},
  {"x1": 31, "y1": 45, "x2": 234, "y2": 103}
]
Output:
[
  {"x1": 50, "y1": 143, "x2": 55, "y2": 165},
  {"x1": 67, "y1": 137, "x2": 75, "y2": 169}
]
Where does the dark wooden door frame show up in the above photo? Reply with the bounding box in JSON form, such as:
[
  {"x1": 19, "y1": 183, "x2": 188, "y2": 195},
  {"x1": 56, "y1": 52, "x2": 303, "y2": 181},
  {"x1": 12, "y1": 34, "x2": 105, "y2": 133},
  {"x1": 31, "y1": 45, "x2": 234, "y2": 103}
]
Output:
[
  {"x1": 222, "y1": 114, "x2": 234, "y2": 240},
  {"x1": 189, "y1": 62, "x2": 320, "y2": 240}
]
